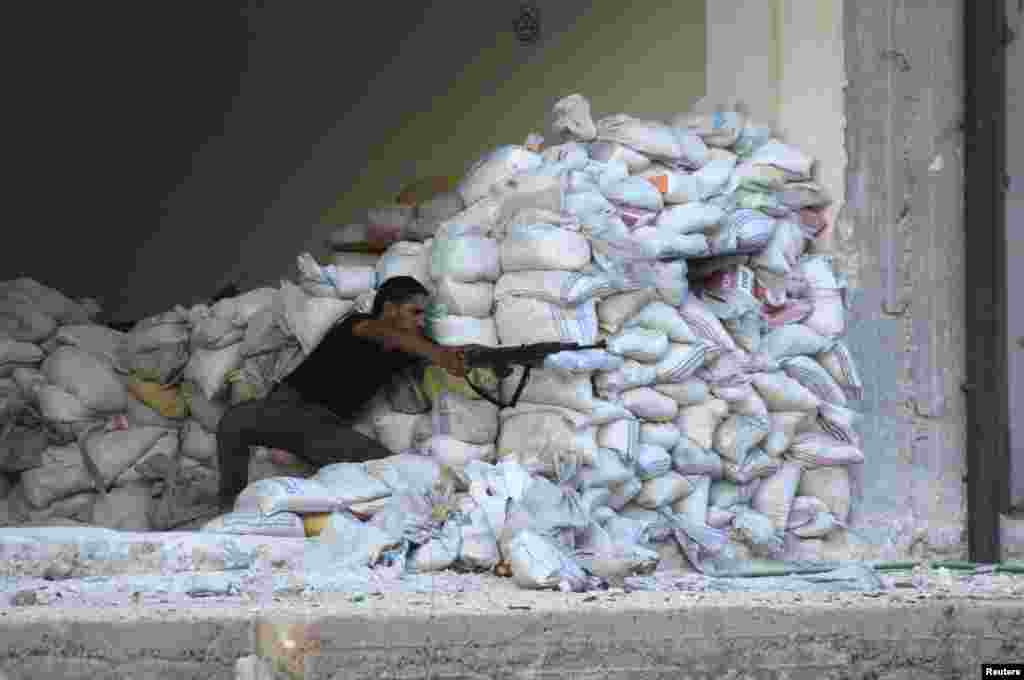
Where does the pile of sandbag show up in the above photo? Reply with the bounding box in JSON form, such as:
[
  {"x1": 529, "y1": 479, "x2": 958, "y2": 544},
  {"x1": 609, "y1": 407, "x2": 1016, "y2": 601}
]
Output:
[
  {"x1": 1, "y1": 92, "x2": 865, "y2": 590},
  {"x1": 0, "y1": 273, "x2": 417, "y2": 532},
  {"x1": 204, "y1": 93, "x2": 863, "y2": 588}
]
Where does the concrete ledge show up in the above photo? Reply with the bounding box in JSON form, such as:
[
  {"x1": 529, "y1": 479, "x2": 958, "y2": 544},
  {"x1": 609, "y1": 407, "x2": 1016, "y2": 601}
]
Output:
[{"x1": 1, "y1": 592, "x2": 1022, "y2": 679}]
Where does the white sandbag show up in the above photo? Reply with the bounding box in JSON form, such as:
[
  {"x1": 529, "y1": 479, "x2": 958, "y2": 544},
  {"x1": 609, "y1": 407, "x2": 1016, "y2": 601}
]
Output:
[
  {"x1": 779, "y1": 182, "x2": 831, "y2": 210},
  {"x1": 564, "y1": 189, "x2": 617, "y2": 217},
  {"x1": 749, "y1": 139, "x2": 814, "y2": 180},
  {"x1": 457, "y1": 497, "x2": 500, "y2": 571},
  {"x1": 425, "y1": 436, "x2": 497, "y2": 482},
  {"x1": 653, "y1": 343, "x2": 713, "y2": 385},
  {"x1": 678, "y1": 296, "x2": 739, "y2": 350},
  {"x1": 751, "y1": 372, "x2": 822, "y2": 412},
  {"x1": 607, "y1": 328, "x2": 669, "y2": 363},
  {"x1": 758, "y1": 324, "x2": 834, "y2": 362},
  {"x1": 495, "y1": 297, "x2": 597, "y2": 345},
  {"x1": 0, "y1": 339, "x2": 43, "y2": 377},
  {"x1": 574, "y1": 522, "x2": 660, "y2": 581},
  {"x1": 633, "y1": 472, "x2": 694, "y2": 509},
  {"x1": 543, "y1": 348, "x2": 624, "y2": 376},
  {"x1": 781, "y1": 356, "x2": 848, "y2": 406},
  {"x1": 0, "y1": 278, "x2": 91, "y2": 324},
  {"x1": 762, "y1": 412, "x2": 812, "y2": 457},
  {"x1": 434, "y1": 278, "x2": 494, "y2": 318},
  {"x1": 675, "y1": 396, "x2": 730, "y2": 450},
  {"x1": 638, "y1": 167, "x2": 702, "y2": 204},
  {"x1": 307, "y1": 260, "x2": 377, "y2": 299},
  {"x1": 184, "y1": 343, "x2": 245, "y2": 402},
  {"x1": 632, "y1": 228, "x2": 710, "y2": 260},
  {"x1": 796, "y1": 465, "x2": 851, "y2": 523},
  {"x1": 191, "y1": 312, "x2": 245, "y2": 349},
  {"x1": 607, "y1": 477, "x2": 644, "y2": 511},
  {"x1": 654, "y1": 378, "x2": 710, "y2": 406},
  {"x1": 115, "y1": 429, "x2": 180, "y2": 485},
  {"x1": 750, "y1": 219, "x2": 807, "y2": 275},
  {"x1": 598, "y1": 289, "x2": 660, "y2": 335},
  {"x1": 503, "y1": 368, "x2": 595, "y2": 413},
  {"x1": 541, "y1": 141, "x2": 590, "y2": 168},
  {"x1": 54, "y1": 325, "x2": 124, "y2": 363},
  {"x1": 601, "y1": 176, "x2": 664, "y2": 211},
  {"x1": 330, "y1": 252, "x2": 380, "y2": 269},
  {"x1": 235, "y1": 477, "x2": 340, "y2": 516},
  {"x1": 727, "y1": 386, "x2": 769, "y2": 418},
  {"x1": 722, "y1": 448, "x2": 781, "y2": 485},
  {"x1": 670, "y1": 474, "x2": 711, "y2": 528},
  {"x1": 690, "y1": 159, "x2": 735, "y2": 203},
  {"x1": 211, "y1": 288, "x2": 278, "y2": 327},
  {"x1": 751, "y1": 462, "x2": 803, "y2": 531},
  {"x1": 639, "y1": 422, "x2": 681, "y2": 451},
  {"x1": 278, "y1": 281, "x2": 354, "y2": 356},
  {"x1": 785, "y1": 433, "x2": 864, "y2": 468},
  {"x1": 804, "y1": 288, "x2": 847, "y2": 339},
  {"x1": 180, "y1": 419, "x2": 217, "y2": 463},
  {"x1": 620, "y1": 387, "x2": 678, "y2": 423},
  {"x1": 817, "y1": 402, "x2": 862, "y2": 445},
  {"x1": 413, "y1": 524, "x2": 466, "y2": 573},
  {"x1": 698, "y1": 263, "x2": 760, "y2": 322},
  {"x1": 431, "y1": 390, "x2": 500, "y2": 444},
  {"x1": 587, "y1": 141, "x2": 652, "y2": 173},
  {"x1": 490, "y1": 168, "x2": 567, "y2": 220},
  {"x1": 578, "y1": 447, "x2": 634, "y2": 489},
  {"x1": 376, "y1": 241, "x2": 434, "y2": 292},
  {"x1": 623, "y1": 302, "x2": 698, "y2": 344},
  {"x1": 458, "y1": 146, "x2": 543, "y2": 205},
  {"x1": 597, "y1": 418, "x2": 641, "y2": 462},
  {"x1": 203, "y1": 510, "x2": 306, "y2": 538},
  {"x1": 596, "y1": 114, "x2": 684, "y2": 160},
  {"x1": 84, "y1": 482, "x2": 152, "y2": 531},
  {"x1": 494, "y1": 270, "x2": 614, "y2": 307},
  {"x1": 34, "y1": 383, "x2": 94, "y2": 426},
  {"x1": 373, "y1": 411, "x2": 422, "y2": 453},
  {"x1": 595, "y1": 360, "x2": 657, "y2": 394},
  {"x1": 657, "y1": 203, "x2": 725, "y2": 234},
  {"x1": 786, "y1": 495, "x2": 831, "y2": 530},
  {"x1": 817, "y1": 341, "x2": 864, "y2": 401},
  {"x1": 634, "y1": 444, "x2": 672, "y2": 480},
  {"x1": 429, "y1": 233, "x2": 501, "y2": 283},
  {"x1": 314, "y1": 463, "x2": 392, "y2": 505},
  {"x1": 42, "y1": 346, "x2": 129, "y2": 413},
  {"x1": 711, "y1": 209, "x2": 778, "y2": 256},
  {"x1": 674, "y1": 110, "x2": 746, "y2": 148},
  {"x1": 19, "y1": 444, "x2": 96, "y2": 508},
  {"x1": 429, "y1": 314, "x2": 499, "y2": 347},
  {"x1": 671, "y1": 438, "x2": 723, "y2": 479},
  {"x1": 507, "y1": 529, "x2": 585, "y2": 591},
  {"x1": 552, "y1": 93, "x2": 598, "y2": 142},
  {"x1": 498, "y1": 405, "x2": 599, "y2": 475},
  {"x1": 714, "y1": 414, "x2": 771, "y2": 464},
  {"x1": 501, "y1": 223, "x2": 591, "y2": 272}
]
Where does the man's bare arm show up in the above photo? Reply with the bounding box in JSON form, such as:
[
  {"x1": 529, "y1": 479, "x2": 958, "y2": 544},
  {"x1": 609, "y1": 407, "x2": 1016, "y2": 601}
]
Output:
[{"x1": 352, "y1": 319, "x2": 467, "y2": 376}]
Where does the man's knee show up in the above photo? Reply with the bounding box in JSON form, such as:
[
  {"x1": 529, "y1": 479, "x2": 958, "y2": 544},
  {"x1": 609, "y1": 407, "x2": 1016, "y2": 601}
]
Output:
[{"x1": 216, "y1": 400, "x2": 263, "y2": 440}]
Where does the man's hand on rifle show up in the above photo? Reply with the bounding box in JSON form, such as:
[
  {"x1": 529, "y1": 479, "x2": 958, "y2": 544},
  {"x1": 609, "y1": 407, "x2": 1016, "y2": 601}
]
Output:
[{"x1": 438, "y1": 346, "x2": 469, "y2": 378}]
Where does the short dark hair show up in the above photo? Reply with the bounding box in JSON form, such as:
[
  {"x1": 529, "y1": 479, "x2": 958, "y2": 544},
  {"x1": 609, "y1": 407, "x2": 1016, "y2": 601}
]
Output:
[{"x1": 371, "y1": 276, "x2": 430, "y2": 318}]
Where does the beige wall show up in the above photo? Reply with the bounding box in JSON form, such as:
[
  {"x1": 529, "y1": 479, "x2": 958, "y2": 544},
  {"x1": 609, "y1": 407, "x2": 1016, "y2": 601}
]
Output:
[
  {"x1": 705, "y1": 0, "x2": 847, "y2": 266},
  {"x1": 320, "y1": 2, "x2": 707, "y2": 224}
]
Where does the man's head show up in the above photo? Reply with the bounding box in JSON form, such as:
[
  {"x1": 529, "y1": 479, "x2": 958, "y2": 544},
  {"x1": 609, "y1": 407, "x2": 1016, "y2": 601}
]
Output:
[{"x1": 371, "y1": 276, "x2": 430, "y2": 332}]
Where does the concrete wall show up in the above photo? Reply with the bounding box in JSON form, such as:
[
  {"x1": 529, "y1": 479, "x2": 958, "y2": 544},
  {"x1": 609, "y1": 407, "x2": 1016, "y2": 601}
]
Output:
[
  {"x1": 113, "y1": 1, "x2": 705, "y2": 323},
  {"x1": 1006, "y1": 0, "x2": 1024, "y2": 512},
  {"x1": 840, "y1": 0, "x2": 969, "y2": 560}
]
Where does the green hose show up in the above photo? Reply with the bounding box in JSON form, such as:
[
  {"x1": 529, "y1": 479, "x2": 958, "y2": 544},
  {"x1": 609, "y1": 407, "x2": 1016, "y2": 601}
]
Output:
[{"x1": 872, "y1": 561, "x2": 919, "y2": 572}]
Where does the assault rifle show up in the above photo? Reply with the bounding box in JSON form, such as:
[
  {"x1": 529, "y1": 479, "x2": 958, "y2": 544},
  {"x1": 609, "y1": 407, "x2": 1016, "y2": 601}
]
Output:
[{"x1": 461, "y1": 340, "x2": 606, "y2": 408}]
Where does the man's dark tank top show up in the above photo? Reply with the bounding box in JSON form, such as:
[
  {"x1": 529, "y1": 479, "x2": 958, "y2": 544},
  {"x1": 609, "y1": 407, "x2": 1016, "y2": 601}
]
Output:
[{"x1": 282, "y1": 313, "x2": 418, "y2": 419}]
